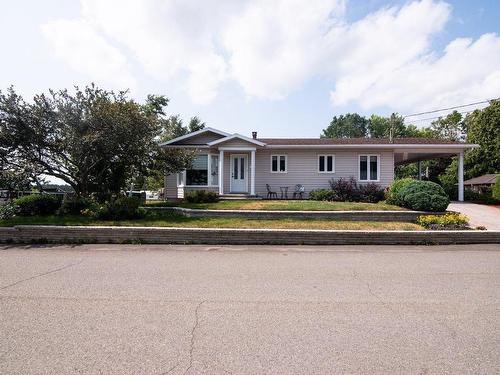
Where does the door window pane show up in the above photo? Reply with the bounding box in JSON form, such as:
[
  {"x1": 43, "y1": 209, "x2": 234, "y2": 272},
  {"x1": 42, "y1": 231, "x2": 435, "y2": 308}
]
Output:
[
  {"x1": 233, "y1": 157, "x2": 238, "y2": 179},
  {"x1": 240, "y1": 158, "x2": 245, "y2": 179},
  {"x1": 186, "y1": 155, "x2": 208, "y2": 185},
  {"x1": 360, "y1": 156, "x2": 368, "y2": 180},
  {"x1": 370, "y1": 156, "x2": 378, "y2": 181},
  {"x1": 319, "y1": 156, "x2": 325, "y2": 172}
]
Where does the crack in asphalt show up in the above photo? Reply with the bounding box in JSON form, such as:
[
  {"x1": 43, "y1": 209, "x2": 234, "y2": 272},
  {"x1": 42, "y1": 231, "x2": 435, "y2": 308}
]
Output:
[
  {"x1": 0, "y1": 258, "x2": 85, "y2": 291},
  {"x1": 182, "y1": 300, "x2": 205, "y2": 375}
]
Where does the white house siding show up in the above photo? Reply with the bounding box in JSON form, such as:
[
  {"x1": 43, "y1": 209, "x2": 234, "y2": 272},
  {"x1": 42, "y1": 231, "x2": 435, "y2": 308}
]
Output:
[
  {"x1": 253, "y1": 149, "x2": 394, "y2": 197},
  {"x1": 165, "y1": 148, "x2": 395, "y2": 199}
]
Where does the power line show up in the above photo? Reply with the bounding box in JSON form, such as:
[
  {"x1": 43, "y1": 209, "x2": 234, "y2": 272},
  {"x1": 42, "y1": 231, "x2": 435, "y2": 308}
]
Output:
[
  {"x1": 403, "y1": 98, "x2": 498, "y2": 118},
  {"x1": 404, "y1": 109, "x2": 477, "y2": 123}
]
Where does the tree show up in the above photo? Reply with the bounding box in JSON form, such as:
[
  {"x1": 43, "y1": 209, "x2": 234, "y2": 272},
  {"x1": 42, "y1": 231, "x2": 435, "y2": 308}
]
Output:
[
  {"x1": 429, "y1": 110, "x2": 465, "y2": 141},
  {"x1": 321, "y1": 113, "x2": 368, "y2": 138},
  {"x1": 188, "y1": 116, "x2": 206, "y2": 133},
  {"x1": 0, "y1": 85, "x2": 163, "y2": 198}
]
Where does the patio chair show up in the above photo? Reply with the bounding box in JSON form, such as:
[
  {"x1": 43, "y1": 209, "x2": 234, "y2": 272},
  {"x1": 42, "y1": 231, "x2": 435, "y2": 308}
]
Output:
[
  {"x1": 292, "y1": 184, "x2": 305, "y2": 199},
  {"x1": 266, "y1": 184, "x2": 278, "y2": 199}
]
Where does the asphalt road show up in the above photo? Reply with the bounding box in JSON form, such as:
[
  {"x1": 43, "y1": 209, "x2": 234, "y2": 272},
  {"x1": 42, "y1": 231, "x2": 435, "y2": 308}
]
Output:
[{"x1": 1, "y1": 244, "x2": 499, "y2": 374}]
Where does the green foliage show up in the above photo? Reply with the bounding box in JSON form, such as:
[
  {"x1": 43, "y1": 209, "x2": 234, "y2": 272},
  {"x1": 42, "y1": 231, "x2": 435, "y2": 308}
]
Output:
[
  {"x1": 493, "y1": 177, "x2": 500, "y2": 200},
  {"x1": 14, "y1": 194, "x2": 61, "y2": 216},
  {"x1": 0, "y1": 202, "x2": 18, "y2": 219},
  {"x1": 417, "y1": 212, "x2": 468, "y2": 229},
  {"x1": 58, "y1": 196, "x2": 95, "y2": 215},
  {"x1": 465, "y1": 190, "x2": 500, "y2": 205},
  {"x1": 429, "y1": 111, "x2": 465, "y2": 141},
  {"x1": 184, "y1": 190, "x2": 219, "y2": 203},
  {"x1": 397, "y1": 180, "x2": 449, "y2": 212},
  {"x1": 322, "y1": 113, "x2": 369, "y2": 138},
  {"x1": 309, "y1": 189, "x2": 337, "y2": 201},
  {"x1": 385, "y1": 178, "x2": 415, "y2": 205},
  {"x1": 94, "y1": 196, "x2": 145, "y2": 220}
]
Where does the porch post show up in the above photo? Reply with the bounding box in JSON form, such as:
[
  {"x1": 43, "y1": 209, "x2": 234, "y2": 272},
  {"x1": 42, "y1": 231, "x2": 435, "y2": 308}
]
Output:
[
  {"x1": 417, "y1": 161, "x2": 422, "y2": 180},
  {"x1": 250, "y1": 150, "x2": 256, "y2": 196},
  {"x1": 218, "y1": 150, "x2": 224, "y2": 195},
  {"x1": 458, "y1": 151, "x2": 464, "y2": 202}
]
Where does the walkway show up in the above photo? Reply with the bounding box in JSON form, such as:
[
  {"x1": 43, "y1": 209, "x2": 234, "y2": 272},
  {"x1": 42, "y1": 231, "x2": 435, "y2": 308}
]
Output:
[{"x1": 448, "y1": 202, "x2": 500, "y2": 230}]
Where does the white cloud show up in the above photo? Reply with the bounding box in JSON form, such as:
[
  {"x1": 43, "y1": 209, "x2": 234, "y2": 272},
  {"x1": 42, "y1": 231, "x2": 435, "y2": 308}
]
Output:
[
  {"x1": 41, "y1": 19, "x2": 136, "y2": 90},
  {"x1": 41, "y1": 0, "x2": 500, "y2": 111}
]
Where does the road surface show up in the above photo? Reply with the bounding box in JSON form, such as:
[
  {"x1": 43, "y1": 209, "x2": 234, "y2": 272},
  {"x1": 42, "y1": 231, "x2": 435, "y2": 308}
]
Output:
[{"x1": 1, "y1": 244, "x2": 499, "y2": 374}]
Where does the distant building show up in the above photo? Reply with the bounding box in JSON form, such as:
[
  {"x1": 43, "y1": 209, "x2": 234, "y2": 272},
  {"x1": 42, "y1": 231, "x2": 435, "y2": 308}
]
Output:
[{"x1": 463, "y1": 174, "x2": 498, "y2": 193}]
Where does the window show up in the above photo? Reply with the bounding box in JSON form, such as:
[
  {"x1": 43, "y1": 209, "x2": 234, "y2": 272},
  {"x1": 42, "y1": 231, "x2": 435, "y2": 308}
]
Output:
[
  {"x1": 271, "y1": 155, "x2": 287, "y2": 173},
  {"x1": 318, "y1": 155, "x2": 335, "y2": 173},
  {"x1": 359, "y1": 154, "x2": 379, "y2": 181},
  {"x1": 186, "y1": 155, "x2": 208, "y2": 185},
  {"x1": 210, "y1": 155, "x2": 219, "y2": 186}
]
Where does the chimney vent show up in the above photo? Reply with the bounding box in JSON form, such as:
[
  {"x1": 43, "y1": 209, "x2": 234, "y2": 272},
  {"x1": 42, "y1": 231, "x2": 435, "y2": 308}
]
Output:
[{"x1": 252, "y1": 131, "x2": 257, "y2": 139}]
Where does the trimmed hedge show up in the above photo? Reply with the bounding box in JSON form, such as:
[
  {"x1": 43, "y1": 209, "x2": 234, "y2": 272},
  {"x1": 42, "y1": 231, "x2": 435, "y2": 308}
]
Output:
[
  {"x1": 398, "y1": 180, "x2": 449, "y2": 212},
  {"x1": 14, "y1": 194, "x2": 61, "y2": 216},
  {"x1": 94, "y1": 196, "x2": 145, "y2": 220},
  {"x1": 184, "y1": 190, "x2": 219, "y2": 203},
  {"x1": 493, "y1": 176, "x2": 500, "y2": 200},
  {"x1": 58, "y1": 196, "x2": 95, "y2": 215},
  {"x1": 385, "y1": 178, "x2": 414, "y2": 206},
  {"x1": 309, "y1": 189, "x2": 337, "y2": 201}
]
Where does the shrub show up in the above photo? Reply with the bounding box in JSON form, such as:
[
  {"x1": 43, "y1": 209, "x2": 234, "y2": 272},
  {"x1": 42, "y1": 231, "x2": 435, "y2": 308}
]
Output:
[
  {"x1": 464, "y1": 190, "x2": 500, "y2": 205},
  {"x1": 309, "y1": 189, "x2": 337, "y2": 201},
  {"x1": 0, "y1": 203, "x2": 18, "y2": 220},
  {"x1": 397, "y1": 180, "x2": 449, "y2": 212},
  {"x1": 493, "y1": 176, "x2": 500, "y2": 200},
  {"x1": 184, "y1": 190, "x2": 219, "y2": 203},
  {"x1": 329, "y1": 177, "x2": 360, "y2": 201},
  {"x1": 417, "y1": 212, "x2": 469, "y2": 229},
  {"x1": 14, "y1": 194, "x2": 61, "y2": 216},
  {"x1": 94, "y1": 196, "x2": 145, "y2": 220},
  {"x1": 386, "y1": 178, "x2": 414, "y2": 205},
  {"x1": 358, "y1": 183, "x2": 385, "y2": 203},
  {"x1": 58, "y1": 195, "x2": 95, "y2": 215}
]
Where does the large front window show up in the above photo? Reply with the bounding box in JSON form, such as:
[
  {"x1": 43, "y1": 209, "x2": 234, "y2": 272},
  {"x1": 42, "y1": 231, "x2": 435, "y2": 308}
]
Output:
[
  {"x1": 186, "y1": 155, "x2": 208, "y2": 185},
  {"x1": 359, "y1": 154, "x2": 379, "y2": 181}
]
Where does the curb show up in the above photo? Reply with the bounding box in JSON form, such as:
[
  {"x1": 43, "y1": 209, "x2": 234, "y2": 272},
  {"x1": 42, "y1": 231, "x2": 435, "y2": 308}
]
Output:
[{"x1": 1, "y1": 226, "x2": 499, "y2": 245}]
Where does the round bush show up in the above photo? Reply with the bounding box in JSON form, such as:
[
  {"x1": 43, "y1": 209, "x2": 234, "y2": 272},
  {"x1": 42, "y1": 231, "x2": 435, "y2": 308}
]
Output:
[
  {"x1": 14, "y1": 194, "x2": 61, "y2": 216},
  {"x1": 94, "y1": 196, "x2": 145, "y2": 220},
  {"x1": 398, "y1": 180, "x2": 449, "y2": 212},
  {"x1": 386, "y1": 178, "x2": 414, "y2": 205},
  {"x1": 309, "y1": 189, "x2": 337, "y2": 201}
]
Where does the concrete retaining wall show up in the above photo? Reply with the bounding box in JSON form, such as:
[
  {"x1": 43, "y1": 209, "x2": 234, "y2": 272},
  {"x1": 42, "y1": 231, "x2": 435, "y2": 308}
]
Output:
[
  {"x1": 1, "y1": 226, "x2": 498, "y2": 245},
  {"x1": 144, "y1": 207, "x2": 442, "y2": 222}
]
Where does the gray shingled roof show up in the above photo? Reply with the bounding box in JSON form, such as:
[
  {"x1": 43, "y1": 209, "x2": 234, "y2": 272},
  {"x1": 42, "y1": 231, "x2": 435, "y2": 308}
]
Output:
[
  {"x1": 463, "y1": 174, "x2": 499, "y2": 185},
  {"x1": 257, "y1": 137, "x2": 466, "y2": 145}
]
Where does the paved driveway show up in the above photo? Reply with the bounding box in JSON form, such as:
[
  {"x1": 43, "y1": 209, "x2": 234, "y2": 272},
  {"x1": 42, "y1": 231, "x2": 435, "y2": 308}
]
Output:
[
  {"x1": 1, "y1": 244, "x2": 499, "y2": 374},
  {"x1": 448, "y1": 201, "x2": 500, "y2": 230}
]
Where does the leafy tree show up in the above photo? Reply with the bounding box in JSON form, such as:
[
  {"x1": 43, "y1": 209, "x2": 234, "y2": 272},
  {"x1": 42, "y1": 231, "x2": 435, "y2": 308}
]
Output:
[
  {"x1": 322, "y1": 113, "x2": 368, "y2": 138},
  {"x1": 188, "y1": 116, "x2": 206, "y2": 133},
  {"x1": 0, "y1": 85, "x2": 164, "y2": 198},
  {"x1": 429, "y1": 110, "x2": 465, "y2": 141}
]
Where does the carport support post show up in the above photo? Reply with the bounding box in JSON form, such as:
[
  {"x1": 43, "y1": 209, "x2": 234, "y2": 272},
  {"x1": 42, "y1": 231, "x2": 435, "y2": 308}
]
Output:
[
  {"x1": 250, "y1": 150, "x2": 255, "y2": 196},
  {"x1": 417, "y1": 161, "x2": 422, "y2": 180},
  {"x1": 458, "y1": 151, "x2": 464, "y2": 202}
]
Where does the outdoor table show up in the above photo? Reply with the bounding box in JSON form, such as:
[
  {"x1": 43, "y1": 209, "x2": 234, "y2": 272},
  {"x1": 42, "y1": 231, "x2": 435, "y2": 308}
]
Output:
[{"x1": 279, "y1": 186, "x2": 289, "y2": 199}]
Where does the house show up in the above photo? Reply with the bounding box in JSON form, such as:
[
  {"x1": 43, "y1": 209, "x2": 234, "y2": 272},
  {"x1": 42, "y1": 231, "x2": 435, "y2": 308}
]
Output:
[
  {"x1": 161, "y1": 127, "x2": 478, "y2": 201},
  {"x1": 463, "y1": 174, "x2": 499, "y2": 193}
]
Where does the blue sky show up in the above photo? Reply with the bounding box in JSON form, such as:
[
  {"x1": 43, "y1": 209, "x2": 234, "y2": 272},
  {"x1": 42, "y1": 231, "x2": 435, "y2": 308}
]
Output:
[{"x1": 1, "y1": 0, "x2": 499, "y2": 137}]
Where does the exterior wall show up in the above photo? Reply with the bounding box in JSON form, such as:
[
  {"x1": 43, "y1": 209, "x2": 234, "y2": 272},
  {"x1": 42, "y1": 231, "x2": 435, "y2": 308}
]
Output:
[
  {"x1": 165, "y1": 148, "x2": 395, "y2": 199},
  {"x1": 254, "y1": 149, "x2": 394, "y2": 197}
]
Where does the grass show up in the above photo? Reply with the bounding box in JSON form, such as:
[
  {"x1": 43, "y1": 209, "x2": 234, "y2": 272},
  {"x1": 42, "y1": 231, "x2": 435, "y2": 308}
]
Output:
[
  {"x1": 145, "y1": 199, "x2": 406, "y2": 211},
  {"x1": 0, "y1": 213, "x2": 422, "y2": 231}
]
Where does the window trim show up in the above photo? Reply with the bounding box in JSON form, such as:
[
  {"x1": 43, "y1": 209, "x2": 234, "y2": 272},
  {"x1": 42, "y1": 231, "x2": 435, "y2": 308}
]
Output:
[
  {"x1": 179, "y1": 153, "x2": 219, "y2": 187},
  {"x1": 270, "y1": 154, "x2": 288, "y2": 173},
  {"x1": 358, "y1": 154, "x2": 380, "y2": 182},
  {"x1": 317, "y1": 154, "x2": 335, "y2": 173}
]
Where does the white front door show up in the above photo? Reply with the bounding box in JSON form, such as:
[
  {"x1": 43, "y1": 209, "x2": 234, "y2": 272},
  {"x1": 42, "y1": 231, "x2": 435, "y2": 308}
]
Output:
[{"x1": 230, "y1": 154, "x2": 248, "y2": 193}]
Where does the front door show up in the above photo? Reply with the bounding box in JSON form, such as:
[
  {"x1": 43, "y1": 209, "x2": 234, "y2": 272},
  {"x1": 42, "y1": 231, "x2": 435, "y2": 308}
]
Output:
[{"x1": 230, "y1": 154, "x2": 248, "y2": 193}]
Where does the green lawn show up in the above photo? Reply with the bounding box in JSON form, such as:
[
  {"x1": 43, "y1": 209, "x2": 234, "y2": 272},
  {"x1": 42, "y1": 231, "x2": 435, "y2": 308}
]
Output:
[
  {"x1": 0, "y1": 213, "x2": 422, "y2": 231},
  {"x1": 146, "y1": 199, "x2": 406, "y2": 211}
]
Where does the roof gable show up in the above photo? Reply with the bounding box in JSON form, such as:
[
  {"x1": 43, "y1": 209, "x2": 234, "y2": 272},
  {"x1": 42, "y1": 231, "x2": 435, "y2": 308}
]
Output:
[
  {"x1": 207, "y1": 134, "x2": 266, "y2": 147},
  {"x1": 160, "y1": 127, "x2": 230, "y2": 146}
]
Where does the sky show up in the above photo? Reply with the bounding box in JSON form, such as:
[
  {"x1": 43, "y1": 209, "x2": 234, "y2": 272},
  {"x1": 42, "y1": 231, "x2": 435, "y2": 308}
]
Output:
[{"x1": 1, "y1": 0, "x2": 499, "y2": 137}]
